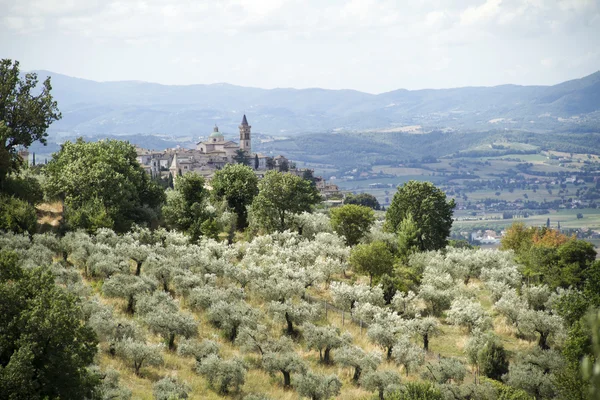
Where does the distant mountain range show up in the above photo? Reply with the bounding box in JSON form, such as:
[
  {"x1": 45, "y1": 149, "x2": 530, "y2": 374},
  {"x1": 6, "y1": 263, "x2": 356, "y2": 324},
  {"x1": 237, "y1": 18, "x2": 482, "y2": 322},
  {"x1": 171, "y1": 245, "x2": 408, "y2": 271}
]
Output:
[{"x1": 37, "y1": 70, "x2": 600, "y2": 138}]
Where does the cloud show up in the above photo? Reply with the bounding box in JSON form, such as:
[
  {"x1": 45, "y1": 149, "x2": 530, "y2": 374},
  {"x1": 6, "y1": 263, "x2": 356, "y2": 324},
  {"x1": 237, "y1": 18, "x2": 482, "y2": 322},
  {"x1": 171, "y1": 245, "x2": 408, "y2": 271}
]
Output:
[{"x1": 460, "y1": 0, "x2": 502, "y2": 25}]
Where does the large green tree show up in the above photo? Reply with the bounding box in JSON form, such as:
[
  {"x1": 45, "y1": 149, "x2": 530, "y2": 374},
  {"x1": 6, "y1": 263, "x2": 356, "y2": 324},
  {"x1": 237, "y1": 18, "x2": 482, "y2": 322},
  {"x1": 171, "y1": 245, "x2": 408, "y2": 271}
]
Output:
[
  {"x1": 349, "y1": 241, "x2": 395, "y2": 286},
  {"x1": 0, "y1": 60, "x2": 61, "y2": 187},
  {"x1": 0, "y1": 251, "x2": 98, "y2": 399},
  {"x1": 250, "y1": 170, "x2": 321, "y2": 232},
  {"x1": 163, "y1": 172, "x2": 212, "y2": 240},
  {"x1": 385, "y1": 181, "x2": 455, "y2": 251},
  {"x1": 330, "y1": 204, "x2": 375, "y2": 246},
  {"x1": 211, "y1": 164, "x2": 258, "y2": 230},
  {"x1": 45, "y1": 138, "x2": 165, "y2": 233}
]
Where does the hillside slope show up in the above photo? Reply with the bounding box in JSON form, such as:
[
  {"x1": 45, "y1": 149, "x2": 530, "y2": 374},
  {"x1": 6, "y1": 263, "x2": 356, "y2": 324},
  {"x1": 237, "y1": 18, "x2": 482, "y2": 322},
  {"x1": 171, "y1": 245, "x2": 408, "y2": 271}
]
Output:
[{"x1": 36, "y1": 70, "x2": 600, "y2": 136}]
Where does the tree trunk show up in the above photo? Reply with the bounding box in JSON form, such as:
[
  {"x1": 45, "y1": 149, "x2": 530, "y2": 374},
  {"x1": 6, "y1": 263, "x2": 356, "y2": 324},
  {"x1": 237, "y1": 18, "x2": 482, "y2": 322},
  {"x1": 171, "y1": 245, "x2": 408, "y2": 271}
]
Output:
[
  {"x1": 135, "y1": 260, "x2": 142, "y2": 276},
  {"x1": 538, "y1": 331, "x2": 549, "y2": 350},
  {"x1": 353, "y1": 366, "x2": 361, "y2": 382},
  {"x1": 324, "y1": 347, "x2": 331, "y2": 364},
  {"x1": 423, "y1": 334, "x2": 429, "y2": 351},
  {"x1": 230, "y1": 324, "x2": 238, "y2": 342},
  {"x1": 379, "y1": 388, "x2": 385, "y2": 400},
  {"x1": 127, "y1": 296, "x2": 135, "y2": 314},
  {"x1": 285, "y1": 312, "x2": 294, "y2": 335},
  {"x1": 134, "y1": 362, "x2": 141, "y2": 375},
  {"x1": 369, "y1": 274, "x2": 373, "y2": 287},
  {"x1": 163, "y1": 281, "x2": 169, "y2": 292},
  {"x1": 282, "y1": 370, "x2": 291, "y2": 388},
  {"x1": 387, "y1": 346, "x2": 393, "y2": 360},
  {"x1": 168, "y1": 333, "x2": 176, "y2": 351}
]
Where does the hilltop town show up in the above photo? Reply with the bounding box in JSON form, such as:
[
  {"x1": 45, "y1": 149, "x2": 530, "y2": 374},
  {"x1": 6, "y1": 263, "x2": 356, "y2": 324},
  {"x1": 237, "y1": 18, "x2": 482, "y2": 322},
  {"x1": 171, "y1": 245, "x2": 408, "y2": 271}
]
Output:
[{"x1": 135, "y1": 115, "x2": 342, "y2": 201}]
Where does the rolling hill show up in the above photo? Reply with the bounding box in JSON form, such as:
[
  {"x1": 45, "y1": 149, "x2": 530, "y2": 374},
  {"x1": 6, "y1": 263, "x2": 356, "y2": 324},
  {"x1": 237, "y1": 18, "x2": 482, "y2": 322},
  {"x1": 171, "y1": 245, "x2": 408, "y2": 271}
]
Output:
[{"x1": 36, "y1": 70, "x2": 600, "y2": 137}]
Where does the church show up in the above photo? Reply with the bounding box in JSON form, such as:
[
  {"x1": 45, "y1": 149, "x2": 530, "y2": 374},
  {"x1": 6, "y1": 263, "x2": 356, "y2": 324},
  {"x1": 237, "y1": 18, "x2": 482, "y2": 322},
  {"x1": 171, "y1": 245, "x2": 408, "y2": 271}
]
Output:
[{"x1": 136, "y1": 115, "x2": 286, "y2": 178}]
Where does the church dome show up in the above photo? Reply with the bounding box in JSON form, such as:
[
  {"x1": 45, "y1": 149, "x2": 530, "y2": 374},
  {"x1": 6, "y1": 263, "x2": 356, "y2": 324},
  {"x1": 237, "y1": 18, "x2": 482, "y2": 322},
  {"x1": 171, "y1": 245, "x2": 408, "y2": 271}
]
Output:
[{"x1": 209, "y1": 126, "x2": 224, "y2": 138}]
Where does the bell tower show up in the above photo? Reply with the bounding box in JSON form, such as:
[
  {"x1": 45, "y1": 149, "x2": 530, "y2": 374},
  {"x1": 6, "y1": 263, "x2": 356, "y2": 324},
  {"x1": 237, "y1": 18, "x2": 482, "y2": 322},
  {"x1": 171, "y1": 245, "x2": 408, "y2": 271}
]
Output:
[{"x1": 239, "y1": 114, "x2": 251, "y2": 153}]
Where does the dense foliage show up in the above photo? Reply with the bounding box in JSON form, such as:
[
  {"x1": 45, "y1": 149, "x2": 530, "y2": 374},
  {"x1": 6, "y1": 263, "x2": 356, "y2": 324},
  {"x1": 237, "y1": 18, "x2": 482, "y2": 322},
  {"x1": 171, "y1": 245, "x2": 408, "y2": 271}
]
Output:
[{"x1": 45, "y1": 139, "x2": 165, "y2": 233}]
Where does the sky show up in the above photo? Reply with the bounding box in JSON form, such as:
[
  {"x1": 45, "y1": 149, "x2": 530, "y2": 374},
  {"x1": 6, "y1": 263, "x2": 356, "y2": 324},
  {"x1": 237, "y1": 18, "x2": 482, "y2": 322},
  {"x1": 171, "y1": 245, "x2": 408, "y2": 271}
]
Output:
[{"x1": 1, "y1": 0, "x2": 599, "y2": 93}]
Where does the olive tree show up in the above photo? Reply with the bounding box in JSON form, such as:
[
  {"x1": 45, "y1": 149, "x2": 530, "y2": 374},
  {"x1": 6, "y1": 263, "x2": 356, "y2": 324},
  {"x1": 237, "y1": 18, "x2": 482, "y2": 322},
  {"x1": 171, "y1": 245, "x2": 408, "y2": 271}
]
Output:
[
  {"x1": 296, "y1": 371, "x2": 342, "y2": 400},
  {"x1": 206, "y1": 300, "x2": 258, "y2": 341},
  {"x1": 102, "y1": 274, "x2": 157, "y2": 314},
  {"x1": 303, "y1": 323, "x2": 351, "y2": 364},
  {"x1": 177, "y1": 338, "x2": 220, "y2": 364},
  {"x1": 196, "y1": 354, "x2": 247, "y2": 395},
  {"x1": 262, "y1": 350, "x2": 307, "y2": 388},
  {"x1": 153, "y1": 376, "x2": 190, "y2": 400},
  {"x1": 335, "y1": 345, "x2": 381, "y2": 383},
  {"x1": 367, "y1": 311, "x2": 407, "y2": 359},
  {"x1": 269, "y1": 299, "x2": 319, "y2": 336},
  {"x1": 392, "y1": 335, "x2": 426, "y2": 376},
  {"x1": 360, "y1": 370, "x2": 402, "y2": 400},
  {"x1": 421, "y1": 358, "x2": 466, "y2": 385},
  {"x1": 517, "y1": 309, "x2": 564, "y2": 350},
  {"x1": 115, "y1": 338, "x2": 164, "y2": 376},
  {"x1": 409, "y1": 316, "x2": 440, "y2": 352},
  {"x1": 446, "y1": 297, "x2": 492, "y2": 332}
]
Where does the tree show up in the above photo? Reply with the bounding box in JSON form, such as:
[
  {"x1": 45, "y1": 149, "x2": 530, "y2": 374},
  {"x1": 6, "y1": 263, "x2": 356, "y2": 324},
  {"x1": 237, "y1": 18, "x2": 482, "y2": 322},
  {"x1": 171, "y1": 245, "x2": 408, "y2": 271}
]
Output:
[
  {"x1": 178, "y1": 339, "x2": 220, "y2": 364},
  {"x1": 0, "y1": 195, "x2": 37, "y2": 234},
  {"x1": 211, "y1": 164, "x2": 259, "y2": 230},
  {"x1": 446, "y1": 297, "x2": 492, "y2": 332},
  {"x1": 409, "y1": 317, "x2": 440, "y2": 352},
  {"x1": 421, "y1": 358, "x2": 466, "y2": 384},
  {"x1": 250, "y1": 171, "x2": 321, "y2": 232},
  {"x1": 303, "y1": 323, "x2": 350, "y2": 364},
  {"x1": 330, "y1": 204, "x2": 375, "y2": 246},
  {"x1": 269, "y1": 299, "x2": 318, "y2": 336},
  {"x1": 385, "y1": 181, "x2": 455, "y2": 251},
  {"x1": 262, "y1": 350, "x2": 307, "y2": 388},
  {"x1": 102, "y1": 274, "x2": 157, "y2": 314},
  {"x1": 385, "y1": 382, "x2": 443, "y2": 400},
  {"x1": 163, "y1": 172, "x2": 211, "y2": 241},
  {"x1": 196, "y1": 355, "x2": 246, "y2": 395},
  {"x1": 136, "y1": 292, "x2": 198, "y2": 351},
  {"x1": 0, "y1": 60, "x2": 61, "y2": 187},
  {"x1": 368, "y1": 313, "x2": 406, "y2": 360},
  {"x1": 90, "y1": 368, "x2": 132, "y2": 400},
  {"x1": 392, "y1": 335, "x2": 425, "y2": 376},
  {"x1": 153, "y1": 376, "x2": 190, "y2": 400},
  {"x1": 517, "y1": 309, "x2": 564, "y2": 350},
  {"x1": 233, "y1": 149, "x2": 250, "y2": 166},
  {"x1": 397, "y1": 213, "x2": 420, "y2": 263},
  {"x1": 344, "y1": 193, "x2": 380, "y2": 210},
  {"x1": 115, "y1": 339, "x2": 164, "y2": 376},
  {"x1": 503, "y1": 349, "x2": 562, "y2": 399},
  {"x1": 335, "y1": 346, "x2": 381, "y2": 383},
  {"x1": 0, "y1": 262, "x2": 98, "y2": 399},
  {"x1": 45, "y1": 139, "x2": 165, "y2": 233},
  {"x1": 360, "y1": 370, "x2": 401, "y2": 400},
  {"x1": 206, "y1": 300, "x2": 257, "y2": 342},
  {"x1": 296, "y1": 372, "x2": 342, "y2": 400},
  {"x1": 349, "y1": 241, "x2": 395, "y2": 286}
]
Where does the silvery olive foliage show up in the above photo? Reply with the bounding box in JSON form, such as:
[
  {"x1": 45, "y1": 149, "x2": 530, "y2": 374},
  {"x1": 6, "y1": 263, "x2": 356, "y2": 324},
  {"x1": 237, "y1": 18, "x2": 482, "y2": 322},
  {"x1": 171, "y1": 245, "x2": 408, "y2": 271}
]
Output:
[
  {"x1": 392, "y1": 335, "x2": 426, "y2": 376},
  {"x1": 196, "y1": 354, "x2": 247, "y2": 395},
  {"x1": 360, "y1": 370, "x2": 402, "y2": 400},
  {"x1": 90, "y1": 367, "x2": 132, "y2": 400},
  {"x1": 335, "y1": 345, "x2": 382, "y2": 383},
  {"x1": 421, "y1": 358, "x2": 467, "y2": 385},
  {"x1": 152, "y1": 376, "x2": 190, "y2": 400},
  {"x1": 296, "y1": 371, "x2": 342, "y2": 400},
  {"x1": 446, "y1": 297, "x2": 492, "y2": 332},
  {"x1": 303, "y1": 323, "x2": 351, "y2": 364},
  {"x1": 115, "y1": 338, "x2": 164, "y2": 375}
]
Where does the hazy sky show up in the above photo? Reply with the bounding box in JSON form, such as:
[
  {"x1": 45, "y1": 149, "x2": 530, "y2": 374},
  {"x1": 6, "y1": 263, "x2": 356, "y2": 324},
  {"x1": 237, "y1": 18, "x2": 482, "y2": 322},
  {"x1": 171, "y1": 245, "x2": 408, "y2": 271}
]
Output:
[{"x1": 1, "y1": 0, "x2": 599, "y2": 93}]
